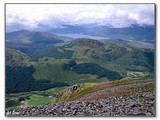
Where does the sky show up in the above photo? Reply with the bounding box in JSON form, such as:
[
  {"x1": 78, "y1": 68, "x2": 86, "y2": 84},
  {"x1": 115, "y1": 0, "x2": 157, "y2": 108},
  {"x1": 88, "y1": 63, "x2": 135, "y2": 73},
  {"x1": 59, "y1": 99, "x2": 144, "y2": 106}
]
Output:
[{"x1": 6, "y1": 4, "x2": 155, "y2": 32}]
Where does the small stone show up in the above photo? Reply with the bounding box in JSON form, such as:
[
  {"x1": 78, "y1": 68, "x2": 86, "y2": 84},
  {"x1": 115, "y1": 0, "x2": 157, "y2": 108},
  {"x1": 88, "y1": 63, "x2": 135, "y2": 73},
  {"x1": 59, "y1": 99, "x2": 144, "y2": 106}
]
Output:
[{"x1": 145, "y1": 112, "x2": 152, "y2": 116}]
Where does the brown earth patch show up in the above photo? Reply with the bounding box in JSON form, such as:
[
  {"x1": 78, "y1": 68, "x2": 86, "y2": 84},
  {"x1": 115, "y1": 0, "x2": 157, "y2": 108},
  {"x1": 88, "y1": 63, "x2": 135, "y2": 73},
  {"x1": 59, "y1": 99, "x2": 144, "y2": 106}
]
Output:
[
  {"x1": 78, "y1": 88, "x2": 137, "y2": 102},
  {"x1": 90, "y1": 82, "x2": 113, "y2": 92}
]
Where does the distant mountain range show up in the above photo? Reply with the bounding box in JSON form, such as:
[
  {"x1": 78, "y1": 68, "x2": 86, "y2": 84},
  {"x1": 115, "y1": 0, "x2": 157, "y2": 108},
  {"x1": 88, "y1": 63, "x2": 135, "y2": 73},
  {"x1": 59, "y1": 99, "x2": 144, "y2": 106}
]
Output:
[
  {"x1": 50, "y1": 24, "x2": 154, "y2": 43},
  {"x1": 6, "y1": 23, "x2": 155, "y2": 44}
]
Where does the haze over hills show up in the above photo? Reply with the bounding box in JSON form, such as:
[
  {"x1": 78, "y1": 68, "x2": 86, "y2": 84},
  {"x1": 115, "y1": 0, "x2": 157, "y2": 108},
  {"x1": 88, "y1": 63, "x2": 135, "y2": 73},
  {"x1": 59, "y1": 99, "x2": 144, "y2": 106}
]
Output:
[
  {"x1": 6, "y1": 24, "x2": 154, "y2": 44},
  {"x1": 50, "y1": 24, "x2": 155, "y2": 43}
]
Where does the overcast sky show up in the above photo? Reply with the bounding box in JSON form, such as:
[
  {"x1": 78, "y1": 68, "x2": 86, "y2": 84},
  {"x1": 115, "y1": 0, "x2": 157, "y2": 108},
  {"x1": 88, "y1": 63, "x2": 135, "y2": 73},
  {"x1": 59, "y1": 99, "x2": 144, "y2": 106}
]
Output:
[{"x1": 6, "y1": 4, "x2": 155, "y2": 32}]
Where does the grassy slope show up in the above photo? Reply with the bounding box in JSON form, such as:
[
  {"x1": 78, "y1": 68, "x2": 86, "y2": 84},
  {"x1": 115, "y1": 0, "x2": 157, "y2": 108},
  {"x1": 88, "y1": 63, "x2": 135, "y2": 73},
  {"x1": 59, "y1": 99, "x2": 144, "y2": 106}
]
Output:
[
  {"x1": 57, "y1": 83, "x2": 96, "y2": 102},
  {"x1": 25, "y1": 94, "x2": 52, "y2": 106},
  {"x1": 32, "y1": 57, "x2": 102, "y2": 85},
  {"x1": 6, "y1": 48, "x2": 30, "y2": 67},
  {"x1": 56, "y1": 78, "x2": 154, "y2": 102}
]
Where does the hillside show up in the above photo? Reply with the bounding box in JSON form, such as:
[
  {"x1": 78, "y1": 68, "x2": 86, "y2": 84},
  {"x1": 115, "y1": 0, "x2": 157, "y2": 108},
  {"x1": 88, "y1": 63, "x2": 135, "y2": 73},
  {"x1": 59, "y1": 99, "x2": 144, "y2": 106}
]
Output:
[
  {"x1": 5, "y1": 36, "x2": 154, "y2": 93},
  {"x1": 56, "y1": 78, "x2": 154, "y2": 102},
  {"x1": 6, "y1": 30, "x2": 71, "y2": 44},
  {"x1": 6, "y1": 48, "x2": 30, "y2": 67},
  {"x1": 6, "y1": 79, "x2": 155, "y2": 116}
]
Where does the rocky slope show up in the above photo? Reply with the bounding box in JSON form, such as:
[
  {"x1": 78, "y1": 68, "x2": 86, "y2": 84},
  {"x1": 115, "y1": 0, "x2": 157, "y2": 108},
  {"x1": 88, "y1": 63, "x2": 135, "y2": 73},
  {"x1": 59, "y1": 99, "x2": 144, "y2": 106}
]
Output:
[{"x1": 6, "y1": 79, "x2": 155, "y2": 117}]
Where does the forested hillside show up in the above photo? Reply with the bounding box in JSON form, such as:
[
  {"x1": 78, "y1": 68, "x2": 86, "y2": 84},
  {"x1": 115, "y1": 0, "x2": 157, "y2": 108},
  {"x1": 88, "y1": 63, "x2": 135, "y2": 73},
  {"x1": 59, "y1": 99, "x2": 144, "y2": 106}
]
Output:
[{"x1": 5, "y1": 31, "x2": 154, "y2": 111}]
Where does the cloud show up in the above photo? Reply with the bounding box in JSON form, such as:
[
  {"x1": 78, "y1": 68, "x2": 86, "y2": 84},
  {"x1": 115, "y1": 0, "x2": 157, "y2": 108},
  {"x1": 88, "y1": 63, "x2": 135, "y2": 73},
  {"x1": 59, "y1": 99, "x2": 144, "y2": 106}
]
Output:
[{"x1": 6, "y1": 4, "x2": 155, "y2": 32}]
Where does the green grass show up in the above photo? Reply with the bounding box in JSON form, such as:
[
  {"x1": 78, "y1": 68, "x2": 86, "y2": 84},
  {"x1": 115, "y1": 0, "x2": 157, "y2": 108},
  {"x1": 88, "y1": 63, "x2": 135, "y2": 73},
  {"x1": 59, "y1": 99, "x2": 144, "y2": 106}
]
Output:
[
  {"x1": 141, "y1": 84, "x2": 154, "y2": 92},
  {"x1": 112, "y1": 78, "x2": 153, "y2": 86},
  {"x1": 6, "y1": 48, "x2": 30, "y2": 67},
  {"x1": 57, "y1": 83, "x2": 96, "y2": 102},
  {"x1": 104, "y1": 64, "x2": 127, "y2": 76},
  {"x1": 25, "y1": 94, "x2": 52, "y2": 106},
  {"x1": 34, "y1": 86, "x2": 66, "y2": 97},
  {"x1": 69, "y1": 83, "x2": 96, "y2": 100},
  {"x1": 33, "y1": 57, "x2": 99, "y2": 85},
  {"x1": 6, "y1": 92, "x2": 31, "y2": 100},
  {"x1": 112, "y1": 79, "x2": 132, "y2": 86},
  {"x1": 6, "y1": 87, "x2": 66, "y2": 109}
]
